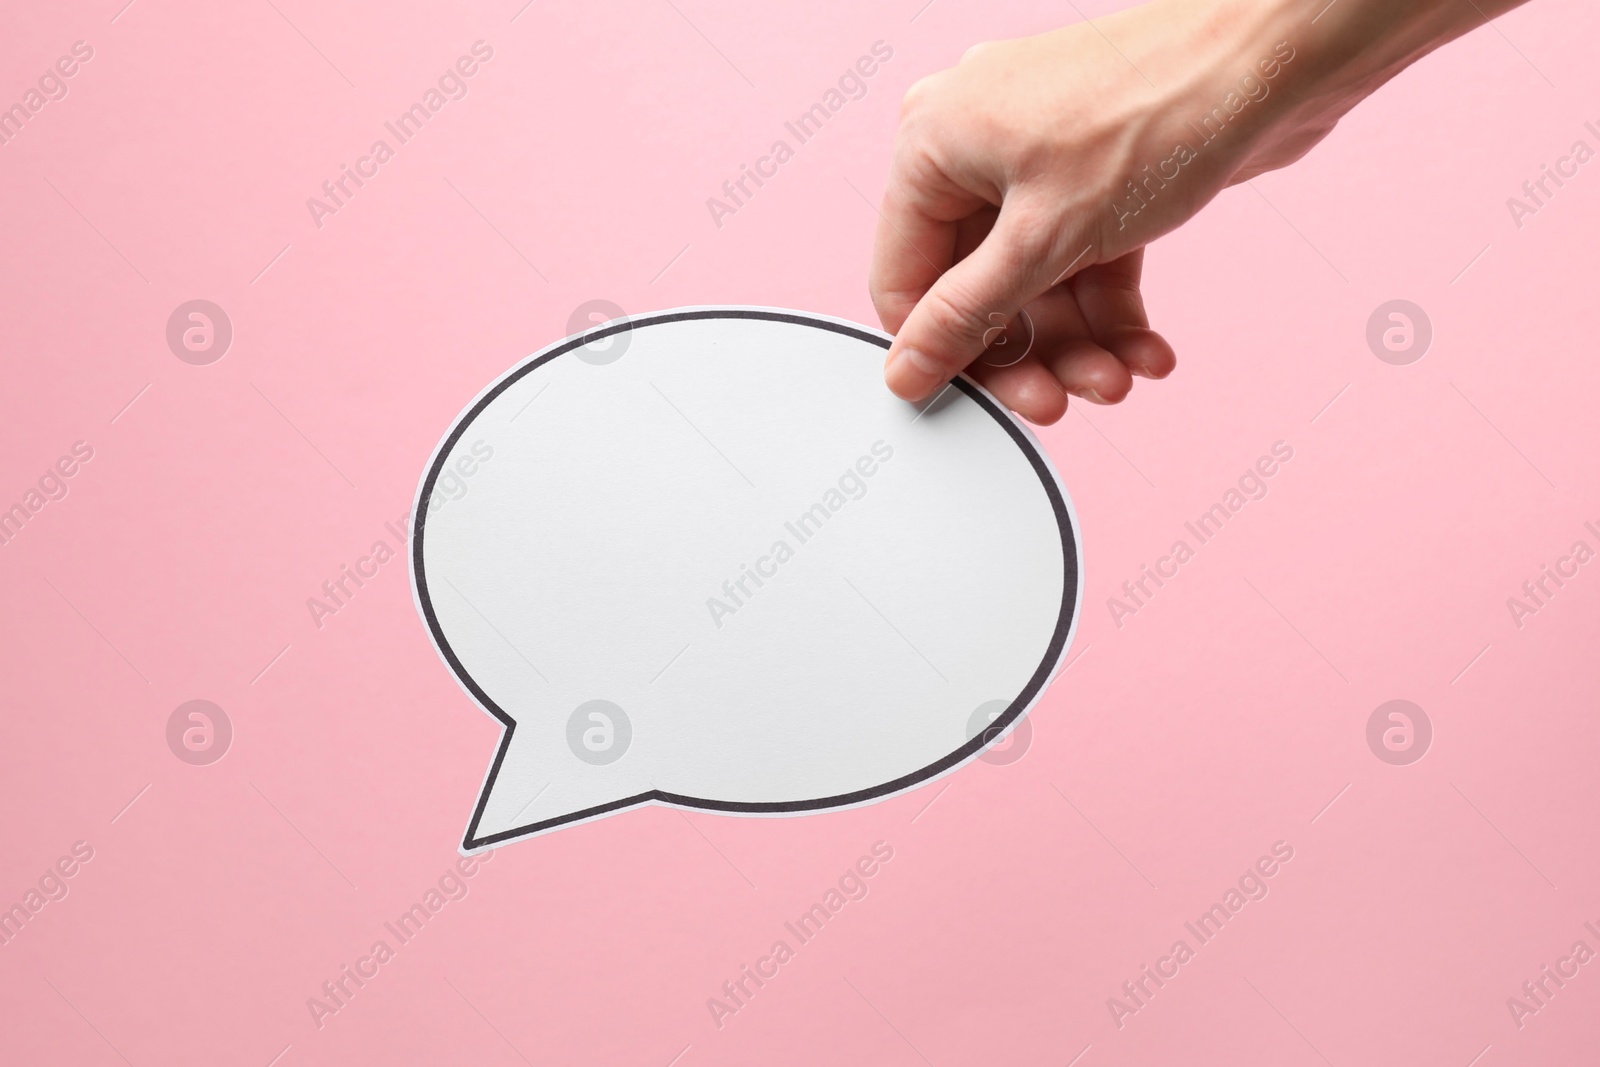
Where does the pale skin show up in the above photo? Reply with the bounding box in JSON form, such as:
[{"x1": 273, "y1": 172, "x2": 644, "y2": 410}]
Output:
[{"x1": 872, "y1": 0, "x2": 1532, "y2": 424}]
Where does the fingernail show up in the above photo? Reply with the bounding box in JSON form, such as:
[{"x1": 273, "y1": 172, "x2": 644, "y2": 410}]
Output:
[{"x1": 885, "y1": 347, "x2": 942, "y2": 401}]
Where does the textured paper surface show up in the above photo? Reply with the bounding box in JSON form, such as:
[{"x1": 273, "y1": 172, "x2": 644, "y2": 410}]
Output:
[{"x1": 413, "y1": 308, "x2": 1080, "y2": 845}]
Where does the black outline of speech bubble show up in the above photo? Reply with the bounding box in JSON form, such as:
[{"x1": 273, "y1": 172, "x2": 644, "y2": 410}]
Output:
[{"x1": 412, "y1": 308, "x2": 1080, "y2": 850}]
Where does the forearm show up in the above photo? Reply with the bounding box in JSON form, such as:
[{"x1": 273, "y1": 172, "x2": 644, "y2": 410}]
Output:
[
  {"x1": 1193, "y1": 0, "x2": 1536, "y2": 168},
  {"x1": 1063, "y1": 0, "x2": 1537, "y2": 239},
  {"x1": 1190, "y1": 0, "x2": 1532, "y2": 84},
  {"x1": 870, "y1": 0, "x2": 1538, "y2": 415}
]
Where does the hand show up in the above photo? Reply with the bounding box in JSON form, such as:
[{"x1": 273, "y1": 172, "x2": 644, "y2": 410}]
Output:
[{"x1": 871, "y1": 0, "x2": 1528, "y2": 424}]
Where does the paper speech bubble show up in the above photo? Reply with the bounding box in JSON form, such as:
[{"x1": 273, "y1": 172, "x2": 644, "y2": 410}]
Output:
[{"x1": 412, "y1": 308, "x2": 1082, "y2": 850}]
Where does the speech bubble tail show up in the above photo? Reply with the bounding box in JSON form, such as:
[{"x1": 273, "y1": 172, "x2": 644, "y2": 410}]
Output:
[
  {"x1": 420, "y1": 308, "x2": 1081, "y2": 850},
  {"x1": 463, "y1": 749, "x2": 654, "y2": 851}
]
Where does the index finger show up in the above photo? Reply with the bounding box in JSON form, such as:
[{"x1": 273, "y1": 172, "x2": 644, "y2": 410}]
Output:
[{"x1": 867, "y1": 148, "x2": 987, "y2": 336}]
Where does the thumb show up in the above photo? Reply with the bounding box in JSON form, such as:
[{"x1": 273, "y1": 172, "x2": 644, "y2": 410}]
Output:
[{"x1": 883, "y1": 202, "x2": 1075, "y2": 402}]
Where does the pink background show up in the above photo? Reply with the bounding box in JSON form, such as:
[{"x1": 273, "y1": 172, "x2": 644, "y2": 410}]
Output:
[{"x1": 2, "y1": 0, "x2": 1598, "y2": 1064}]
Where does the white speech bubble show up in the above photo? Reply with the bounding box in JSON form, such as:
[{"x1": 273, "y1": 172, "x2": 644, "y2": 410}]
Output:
[{"x1": 411, "y1": 308, "x2": 1082, "y2": 850}]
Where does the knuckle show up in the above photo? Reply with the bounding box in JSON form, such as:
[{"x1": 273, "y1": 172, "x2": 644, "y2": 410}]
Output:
[
  {"x1": 870, "y1": 282, "x2": 920, "y2": 322},
  {"x1": 900, "y1": 73, "x2": 941, "y2": 117},
  {"x1": 1083, "y1": 268, "x2": 1148, "y2": 314},
  {"x1": 996, "y1": 198, "x2": 1064, "y2": 269},
  {"x1": 1010, "y1": 217, "x2": 1060, "y2": 267},
  {"x1": 920, "y1": 287, "x2": 989, "y2": 351}
]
